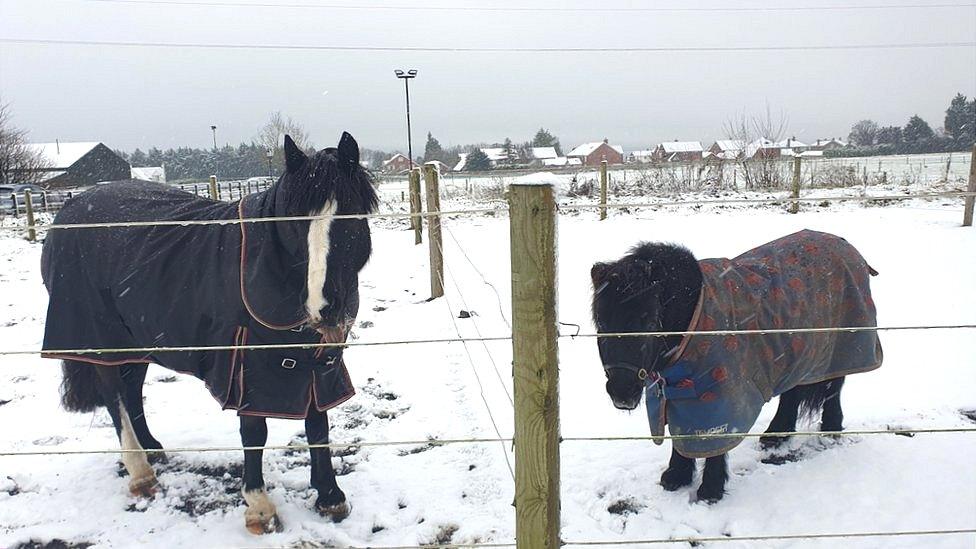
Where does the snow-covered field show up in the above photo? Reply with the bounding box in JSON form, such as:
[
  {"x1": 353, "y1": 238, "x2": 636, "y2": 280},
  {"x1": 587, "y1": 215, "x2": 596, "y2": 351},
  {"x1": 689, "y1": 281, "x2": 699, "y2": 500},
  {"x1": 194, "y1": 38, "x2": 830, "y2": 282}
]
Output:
[{"x1": 1, "y1": 183, "x2": 974, "y2": 548}]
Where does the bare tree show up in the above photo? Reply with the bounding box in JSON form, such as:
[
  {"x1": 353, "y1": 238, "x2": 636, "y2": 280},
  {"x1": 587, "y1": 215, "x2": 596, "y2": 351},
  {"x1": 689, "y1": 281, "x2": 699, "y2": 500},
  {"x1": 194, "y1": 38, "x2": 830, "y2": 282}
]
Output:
[
  {"x1": 724, "y1": 105, "x2": 791, "y2": 190},
  {"x1": 256, "y1": 112, "x2": 313, "y2": 171},
  {"x1": 0, "y1": 100, "x2": 49, "y2": 186}
]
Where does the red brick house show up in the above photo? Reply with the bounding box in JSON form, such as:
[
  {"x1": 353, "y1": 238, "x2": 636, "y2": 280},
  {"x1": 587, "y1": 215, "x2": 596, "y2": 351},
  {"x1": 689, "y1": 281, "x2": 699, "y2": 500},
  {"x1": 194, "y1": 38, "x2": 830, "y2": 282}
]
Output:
[
  {"x1": 567, "y1": 139, "x2": 624, "y2": 166},
  {"x1": 382, "y1": 153, "x2": 412, "y2": 174},
  {"x1": 651, "y1": 141, "x2": 704, "y2": 163}
]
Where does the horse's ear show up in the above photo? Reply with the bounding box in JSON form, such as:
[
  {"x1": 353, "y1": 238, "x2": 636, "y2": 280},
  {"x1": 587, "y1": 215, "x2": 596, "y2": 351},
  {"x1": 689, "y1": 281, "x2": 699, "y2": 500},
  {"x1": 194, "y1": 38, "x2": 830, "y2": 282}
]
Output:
[
  {"x1": 284, "y1": 134, "x2": 307, "y2": 173},
  {"x1": 337, "y1": 131, "x2": 360, "y2": 168},
  {"x1": 591, "y1": 262, "x2": 611, "y2": 285}
]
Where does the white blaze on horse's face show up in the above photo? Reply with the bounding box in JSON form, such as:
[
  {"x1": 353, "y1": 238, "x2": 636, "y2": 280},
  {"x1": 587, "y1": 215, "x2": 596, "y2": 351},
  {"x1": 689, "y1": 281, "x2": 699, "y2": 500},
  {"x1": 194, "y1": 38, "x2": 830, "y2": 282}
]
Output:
[{"x1": 305, "y1": 201, "x2": 337, "y2": 327}]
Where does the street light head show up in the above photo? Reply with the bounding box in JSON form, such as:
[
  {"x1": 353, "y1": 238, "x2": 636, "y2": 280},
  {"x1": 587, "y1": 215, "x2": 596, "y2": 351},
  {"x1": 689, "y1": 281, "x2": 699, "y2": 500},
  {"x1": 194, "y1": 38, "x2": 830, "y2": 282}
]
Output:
[
  {"x1": 211, "y1": 125, "x2": 217, "y2": 131},
  {"x1": 407, "y1": 69, "x2": 418, "y2": 76},
  {"x1": 394, "y1": 69, "x2": 404, "y2": 77},
  {"x1": 394, "y1": 69, "x2": 417, "y2": 79}
]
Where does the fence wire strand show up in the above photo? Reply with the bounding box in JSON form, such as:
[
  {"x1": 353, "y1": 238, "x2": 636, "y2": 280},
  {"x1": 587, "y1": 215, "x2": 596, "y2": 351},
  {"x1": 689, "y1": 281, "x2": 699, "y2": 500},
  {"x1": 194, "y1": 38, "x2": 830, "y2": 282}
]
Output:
[{"x1": 564, "y1": 528, "x2": 976, "y2": 546}]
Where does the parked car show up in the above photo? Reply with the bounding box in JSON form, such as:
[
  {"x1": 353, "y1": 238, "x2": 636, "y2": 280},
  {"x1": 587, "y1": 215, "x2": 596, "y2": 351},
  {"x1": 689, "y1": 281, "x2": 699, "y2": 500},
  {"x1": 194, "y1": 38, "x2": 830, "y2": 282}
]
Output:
[{"x1": 0, "y1": 184, "x2": 70, "y2": 215}]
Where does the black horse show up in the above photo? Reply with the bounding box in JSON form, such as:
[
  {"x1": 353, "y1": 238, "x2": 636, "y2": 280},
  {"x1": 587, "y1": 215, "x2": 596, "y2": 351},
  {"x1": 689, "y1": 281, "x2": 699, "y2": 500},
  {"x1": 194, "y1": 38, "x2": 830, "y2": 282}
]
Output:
[
  {"x1": 40, "y1": 133, "x2": 378, "y2": 533},
  {"x1": 591, "y1": 230, "x2": 882, "y2": 502}
]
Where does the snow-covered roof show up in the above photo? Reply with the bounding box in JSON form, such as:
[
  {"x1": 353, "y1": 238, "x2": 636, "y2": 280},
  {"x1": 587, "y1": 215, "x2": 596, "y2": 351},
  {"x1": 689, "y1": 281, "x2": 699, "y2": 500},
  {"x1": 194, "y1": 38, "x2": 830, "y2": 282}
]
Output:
[
  {"x1": 711, "y1": 140, "x2": 745, "y2": 152},
  {"x1": 453, "y1": 153, "x2": 467, "y2": 171},
  {"x1": 812, "y1": 138, "x2": 847, "y2": 148},
  {"x1": 424, "y1": 160, "x2": 451, "y2": 173},
  {"x1": 481, "y1": 148, "x2": 519, "y2": 162},
  {"x1": 629, "y1": 150, "x2": 655, "y2": 161},
  {"x1": 531, "y1": 147, "x2": 558, "y2": 160},
  {"x1": 772, "y1": 138, "x2": 808, "y2": 149},
  {"x1": 541, "y1": 157, "x2": 582, "y2": 167},
  {"x1": 658, "y1": 141, "x2": 703, "y2": 153},
  {"x1": 28, "y1": 142, "x2": 102, "y2": 169},
  {"x1": 382, "y1": 153, "x2": 408, "y2": 166},
  {"x1": 131, "y1": 166, "x2": 166, "y2": 182},
  {"x1": 567, "y1": 142, "x2": 624, "y2": 158}
]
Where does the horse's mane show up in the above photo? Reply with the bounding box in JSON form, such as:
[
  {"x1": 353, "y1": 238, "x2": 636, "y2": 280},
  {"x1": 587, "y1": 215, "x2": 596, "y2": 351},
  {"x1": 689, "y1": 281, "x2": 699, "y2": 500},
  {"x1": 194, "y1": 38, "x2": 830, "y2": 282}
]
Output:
[{"x1": 282, "y1": 148, "x2": 379, "y2": 216}]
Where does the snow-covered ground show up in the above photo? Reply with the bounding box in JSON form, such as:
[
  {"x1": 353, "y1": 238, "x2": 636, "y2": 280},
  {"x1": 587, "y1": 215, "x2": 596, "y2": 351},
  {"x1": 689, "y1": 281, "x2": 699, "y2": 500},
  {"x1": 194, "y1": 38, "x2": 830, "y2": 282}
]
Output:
[{"x1": 1, "y1": 183, "x2": 974, "y2": 548}]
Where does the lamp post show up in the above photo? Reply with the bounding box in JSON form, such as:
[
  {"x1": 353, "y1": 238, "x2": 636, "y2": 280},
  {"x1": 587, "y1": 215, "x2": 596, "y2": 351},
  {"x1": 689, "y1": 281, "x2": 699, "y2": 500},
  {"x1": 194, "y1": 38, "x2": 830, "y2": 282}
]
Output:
[
  {"x1": 266, "y1": 148, "x2": 274, "y2": 179},
  {"x1": 394, "y1": 69, "x2": 418, "y2": 170},
  {"x1": 210, "y1": 125, "x2": 218, "y2": 179}
]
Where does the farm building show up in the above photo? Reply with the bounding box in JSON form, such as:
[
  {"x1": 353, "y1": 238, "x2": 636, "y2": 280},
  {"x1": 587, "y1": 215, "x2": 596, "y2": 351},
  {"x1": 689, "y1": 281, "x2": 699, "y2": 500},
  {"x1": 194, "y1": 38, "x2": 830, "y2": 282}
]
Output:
[
  {"x1": 382, "y1": 153, "x2": 412, "y2": 174},
  {"x1": 628, "y1": 150, "x2": 655, "y2": 163},
  {"x1": 131, "y1": 166, "x2": 166, "y2": 183},
  {"x1": 708, "y1": 140, "x2": 746, "y2": 160},
  {"x1": 746, "y1": 137, "x2": 808, "y2": 159},
  {"x1": 541, "y1": 157, "x2": 582, "y2": 167},
  {"x1": 529, "y1": 147, "x2": 558, "y2": 162},
  {"x1": 567, "y1": 139, "x2": 624, "y2": 166},
  {"x1": 481, "y1": 147, "x2": 519, "y2": 167},
  {"x1": 20, "y1": 141, "x2": 130, "y2": 189},
  {"x1": 652, "y1": 141, "x2": 704, "y2": 163}
]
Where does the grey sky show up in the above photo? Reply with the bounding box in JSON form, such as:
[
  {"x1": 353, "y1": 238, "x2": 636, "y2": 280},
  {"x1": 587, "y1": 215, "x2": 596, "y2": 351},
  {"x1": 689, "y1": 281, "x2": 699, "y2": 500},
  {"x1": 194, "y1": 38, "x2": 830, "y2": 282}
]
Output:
[{"x1": 1, "y1": 0, "x2": 974, "y2": 154}]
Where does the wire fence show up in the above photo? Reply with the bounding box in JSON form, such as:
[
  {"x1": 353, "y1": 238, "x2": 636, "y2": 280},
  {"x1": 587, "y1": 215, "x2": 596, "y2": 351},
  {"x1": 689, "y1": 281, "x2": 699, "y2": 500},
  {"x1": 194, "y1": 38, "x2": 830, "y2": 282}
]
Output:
[{"x1": 1, "y1": 173, "x2": 974, "y2": 547}]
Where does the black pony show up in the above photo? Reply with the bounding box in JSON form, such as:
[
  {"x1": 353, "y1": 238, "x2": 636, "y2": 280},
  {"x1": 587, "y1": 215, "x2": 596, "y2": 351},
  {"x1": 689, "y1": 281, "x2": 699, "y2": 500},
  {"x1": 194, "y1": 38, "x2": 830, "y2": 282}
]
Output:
[
  {"x1": 591, "y1": 230, "x2": 882, "y2": 502},
  {"x1": 41, "y1": 133, "x2": 378, "y2": 533}
]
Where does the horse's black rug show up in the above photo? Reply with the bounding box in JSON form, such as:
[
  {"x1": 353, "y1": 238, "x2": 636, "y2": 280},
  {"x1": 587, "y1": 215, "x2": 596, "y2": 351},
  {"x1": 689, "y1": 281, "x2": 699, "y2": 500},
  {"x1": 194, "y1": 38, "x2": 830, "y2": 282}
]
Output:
[
  {"x1": 646, "y1": 230, "x2": 883, "y2": 457},
  {"x1": 41, "y1": 180, "x2": 352, "y2": 418}
]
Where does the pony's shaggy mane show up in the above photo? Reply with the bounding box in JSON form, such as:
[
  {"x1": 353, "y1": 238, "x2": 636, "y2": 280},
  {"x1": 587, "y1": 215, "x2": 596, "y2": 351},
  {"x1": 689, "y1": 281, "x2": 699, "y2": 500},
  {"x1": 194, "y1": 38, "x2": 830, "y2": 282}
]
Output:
[{"x1": 284, "y1": 148, "x2": 379, "y2": 216}]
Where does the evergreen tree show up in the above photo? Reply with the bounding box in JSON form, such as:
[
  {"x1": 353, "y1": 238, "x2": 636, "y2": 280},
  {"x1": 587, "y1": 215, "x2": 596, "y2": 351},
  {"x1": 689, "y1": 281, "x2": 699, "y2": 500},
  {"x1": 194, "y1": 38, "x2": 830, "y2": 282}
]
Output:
[
  {"x1": 944, "y1": 93, "x2": 969, "y2": 142},
  {"x1": 423, "y1": 132, "x2": 444, "y2": 163},
  {"x1": 875, "y1": 125, "x2": 903, "y2": 145},
  {"x1": 501, "y1": 137, "x2": 517, "y2": 164},
  {"x1": 129, "y1": 148, "x2": 148, "y2": 167},
  {"x1": 903, "y1": 115, "x2": 934, "y2": 143},
  {"x1": 531, "y1": 127, "x2": 562, "y2": 156},
  {"x1": 465, "y1": 149, "x2": 491, "y2": 171},
  {"x1": 848, "y1": 120, "x2": 879, "y2": 147}
]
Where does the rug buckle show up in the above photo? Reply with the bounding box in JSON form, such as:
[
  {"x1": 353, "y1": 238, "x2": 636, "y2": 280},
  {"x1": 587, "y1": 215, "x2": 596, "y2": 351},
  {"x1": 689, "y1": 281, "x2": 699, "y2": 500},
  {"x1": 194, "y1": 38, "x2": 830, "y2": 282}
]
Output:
[{"x1": 281, "y1": 358, "x2": 297, "y2": 370}]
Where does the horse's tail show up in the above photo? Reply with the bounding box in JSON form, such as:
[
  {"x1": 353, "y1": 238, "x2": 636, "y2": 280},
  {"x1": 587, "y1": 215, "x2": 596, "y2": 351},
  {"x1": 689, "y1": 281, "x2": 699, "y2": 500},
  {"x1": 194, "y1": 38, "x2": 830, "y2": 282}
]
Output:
[
  {"x1": 796, "y1": 377, "x2": 845, "y2": 419},
  {"x1": 60, "y1": 360, "x2": 104, "y2": 412}
]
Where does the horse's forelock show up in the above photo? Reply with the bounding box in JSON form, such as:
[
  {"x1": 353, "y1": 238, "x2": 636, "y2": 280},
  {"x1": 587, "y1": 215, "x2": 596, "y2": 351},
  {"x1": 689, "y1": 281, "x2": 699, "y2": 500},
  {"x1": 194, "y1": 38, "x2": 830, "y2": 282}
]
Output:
[{"x1": 284, "y1": 151, "x2": 378, "y2": 216}]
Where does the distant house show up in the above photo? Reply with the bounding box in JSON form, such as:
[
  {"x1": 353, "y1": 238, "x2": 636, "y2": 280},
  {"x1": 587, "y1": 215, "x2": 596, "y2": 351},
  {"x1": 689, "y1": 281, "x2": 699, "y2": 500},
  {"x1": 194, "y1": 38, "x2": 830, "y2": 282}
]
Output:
[
  {"x1": 541, "y1": 157, "x2": 582, "y2": 168},
  {"x1": 529, "y1": 147, "x2": 559, "y2": 161},
  {"x1": 382, "y1": 153, "x2": 412, "y2": 174},
  {"x1": 708, "y1": 140, "x2": 746, "y2": 160},
  {"x1": 809, "y1": 138, "x2": 847, "y2": 151},
  {"x1": 628, "y1": 150, "x2": 655, "y2": 163},
  {"x1": 20, "y1": 141, "x2": 130, "y2": 188},
  {"x1": 481, "y1": 147, "x2": 519, "y2": 167},
  {"x1": 652, "y1": 141, "x2": 704, "y2": 163},
  {"x1": 424, "y1": 160, "x2": 452, "y2": 174},
  {"x1": 747, "y1": 137, "x2": 808, "y2": 159},
  {"x1": 131, "y1": 166, "x2": 166, "y2": 183},
  {"x1": 567, "y1": 139, "x2": 624, "y2": 166}
]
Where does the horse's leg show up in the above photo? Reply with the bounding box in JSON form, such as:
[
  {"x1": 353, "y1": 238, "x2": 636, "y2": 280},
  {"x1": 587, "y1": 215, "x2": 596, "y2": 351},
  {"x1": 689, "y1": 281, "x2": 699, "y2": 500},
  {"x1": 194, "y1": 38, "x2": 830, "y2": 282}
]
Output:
[
  {"x1": 659, "y1": 446, "x2": 695, "y2": 491},
  {"x1": 697, "y1": 453, "x2": 728, "y2": 503},
  {"x1": 120, "y1": 364, "x2": 164, "y2": 462},
  {"x1": 759, "y1": 385, "x2": 802, "y2": 449},
  {"x1": 820, "y1": 376, "x2": 846, "y2": 432},
  {"x1": 305, "y1": 408, "x2": 350, "y2": 522},
  {"x1": 239, "y1": 415, "x2": 282, "y2": 534},
  {"x1": 93, "y1": 365, "x2": 159, "y2": 497}
]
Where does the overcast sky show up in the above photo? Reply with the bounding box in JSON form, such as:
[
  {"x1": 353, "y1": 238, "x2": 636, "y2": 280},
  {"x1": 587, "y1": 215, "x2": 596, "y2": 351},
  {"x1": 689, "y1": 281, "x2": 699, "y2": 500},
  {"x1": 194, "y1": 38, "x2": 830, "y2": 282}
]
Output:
[{"x1": 1, "y1": 0, "x2": 974, "y2": 154}]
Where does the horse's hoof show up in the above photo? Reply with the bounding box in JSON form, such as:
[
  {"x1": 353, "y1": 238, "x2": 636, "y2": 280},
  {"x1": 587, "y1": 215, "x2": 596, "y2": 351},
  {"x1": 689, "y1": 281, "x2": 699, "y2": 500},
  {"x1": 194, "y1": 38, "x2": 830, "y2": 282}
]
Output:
[
  {"x1": 128, "y1": 475, "x2": 160, "y2": 498},
  {"x1": 660, "y1": 468, "x2": 694, "y2": 491},
  {"x1": 245, "y1": 512, "x2": 284, "y2": 535},
  {"x1": 695, "y1": 485, "x2": 725, "y2": 504},
  {"x1": 316, "y1": 500, "x2": 351, "y2": 523},
  {"x1": 759, "y1": 435, "x2": 789, "y2": 449}
]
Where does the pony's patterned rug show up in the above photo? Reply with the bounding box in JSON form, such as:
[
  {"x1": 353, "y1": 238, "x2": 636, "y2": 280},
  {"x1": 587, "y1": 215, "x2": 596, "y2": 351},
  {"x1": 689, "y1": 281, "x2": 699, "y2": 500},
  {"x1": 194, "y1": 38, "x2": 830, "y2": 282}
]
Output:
[
  {"x1": 41, "y1": 180, "x2": 352, "y2": 419},
  {"x1": 646, "y1": 230, "x2": 883, "y2": 458}
]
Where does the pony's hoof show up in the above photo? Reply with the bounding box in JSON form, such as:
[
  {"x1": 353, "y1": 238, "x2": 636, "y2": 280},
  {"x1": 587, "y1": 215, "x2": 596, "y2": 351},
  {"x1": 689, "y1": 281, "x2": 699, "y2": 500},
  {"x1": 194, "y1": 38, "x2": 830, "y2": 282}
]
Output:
[
  {"x1": 245, "y1": 512, "x2": 283, "y2": 535},
  {"x1": 316, "y1": 500, "x2": 351, "y2": 523},
  {"x1": 128, "y1": 475, "x2": 160, "y2": 498},
  {"x1": 695, "y1": 484, "x2": 725, "y2": 504},
  {"x1": 759, "y1": 435, "x2": 790, "y2": 449},
  {"x1": 660, "y1": 467, "x2": 693, "y2": 491}
]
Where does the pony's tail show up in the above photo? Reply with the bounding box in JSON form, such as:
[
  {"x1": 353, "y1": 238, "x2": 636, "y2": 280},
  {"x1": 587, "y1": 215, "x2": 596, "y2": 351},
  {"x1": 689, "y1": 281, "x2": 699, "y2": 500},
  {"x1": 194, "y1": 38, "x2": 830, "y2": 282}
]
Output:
[{"x1": 60, "y1": 360, "x2": 104, "y2": 412}]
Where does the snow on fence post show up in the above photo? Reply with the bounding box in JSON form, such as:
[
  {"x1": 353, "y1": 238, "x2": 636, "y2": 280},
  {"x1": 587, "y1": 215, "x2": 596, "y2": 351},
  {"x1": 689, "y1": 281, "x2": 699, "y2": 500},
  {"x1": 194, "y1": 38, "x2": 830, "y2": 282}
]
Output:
[
  {"x1": 789, "y1": 155, "x2": 802, "y2": 214},
  {"x1": 208, "y1": 176, "x2": 218, "y2": 201},
  {"x1": 964, "y1": 145, "x2": 976, "y2": 227},
  {"x1": 423, "y1": 163, "x2": 444, "y2": 299},
  {"x1": 24, "y1": 191, "x2": 36, "y2": 242},
  {"x1": 409, "y1": 167, "x2": 423, "y2": 245},
  {"x1": 599, "y1": 159, "x2": 608, "y2": 220},
  {"x1": 509, "y1": 181, "x2": 560, "y2": 549}
]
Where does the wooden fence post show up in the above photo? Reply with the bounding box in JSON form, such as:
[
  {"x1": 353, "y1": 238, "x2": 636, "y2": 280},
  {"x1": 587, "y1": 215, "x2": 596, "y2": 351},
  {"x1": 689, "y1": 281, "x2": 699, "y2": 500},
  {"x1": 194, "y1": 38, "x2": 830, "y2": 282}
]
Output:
[
  {"x1": 509, "y1": 182, "x2": 560, "y2": 549},
  {"x1": 423, "y1": 164, "x2": 444, "y2": 299},
  {"x1": 964, "y1": 145, "x2": 976, "y2": 227},
  {"x1": 209, "y1": 175, "x2": 218, "y2": 200},
  {"x1": 599, "y1": 159, "x2": 608, "y2": 220},
  {"x1": 10, "y1": 193, "x2": 18, "y2": 218},
  {"x1": 788, "y1": 155, "x2": 802, "y2": 214},
  {"x1": 409, "y1": 167, "x2": 423, "y2": 245},
  {"x1": 24, "y1": 191, "x2": 36, "y2": 242}
]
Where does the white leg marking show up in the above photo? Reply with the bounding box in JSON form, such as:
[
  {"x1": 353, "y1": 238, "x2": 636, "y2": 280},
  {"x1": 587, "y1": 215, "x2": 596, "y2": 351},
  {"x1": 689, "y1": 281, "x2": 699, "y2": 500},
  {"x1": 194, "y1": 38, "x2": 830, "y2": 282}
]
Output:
[
  {"x1": 243, "y1": 488, "x2": 280, "y2": 534},
  {"x1": 306, "y1": 201, "x2": 337, "y2": 325},
  {"x1": 118, "y1": 402, "x2": 157, "y2": 496}
]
